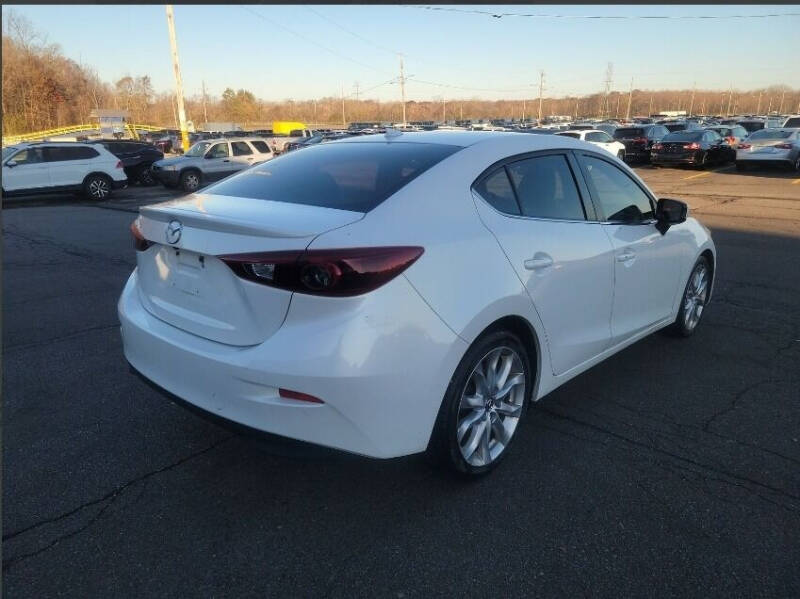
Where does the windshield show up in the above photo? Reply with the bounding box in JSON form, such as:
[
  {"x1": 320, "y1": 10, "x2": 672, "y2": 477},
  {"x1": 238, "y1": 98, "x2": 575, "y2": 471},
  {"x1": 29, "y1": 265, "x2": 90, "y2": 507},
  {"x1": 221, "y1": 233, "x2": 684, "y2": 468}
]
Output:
[
  {"x1": 665, "y1": 123, "x2": 688, "y2": 132},
  {"x1": 557, "y1": 132, "x2": 580, "y2": 139},
  {"x1": 184, "y1": 141, "x2": 212, "y2": 157},
  {"x1": 748, "y1": 129, "x2": 794, "y2": 141},
  {"x1": 663, "y1": 131, "x2": 703, "y2": 142},
  {"x1": 2, "y1": 146, "x2": 20, "y2": 162}
]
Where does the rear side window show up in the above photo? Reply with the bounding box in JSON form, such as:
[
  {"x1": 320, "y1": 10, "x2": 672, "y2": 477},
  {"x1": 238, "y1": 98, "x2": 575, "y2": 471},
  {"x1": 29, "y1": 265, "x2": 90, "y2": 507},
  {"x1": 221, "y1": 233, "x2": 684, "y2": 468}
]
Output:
[
  {"x1": 231, "y1": 141, "x2": 253, "y2": 156},
  {"x1": 45, "y1": 146, "x2": 99, "y2": 162},
  {"x1": 783, "y1": 117, "x2": 800, "y2": 128},
  {"x1": 250, "y1": 141, "x2": 270, "y2": 153},
  {"x1": 473, "y1": 168, "x2": 520, "y2": 215},
  {"x1": 506, "y1": 155, "x2": 585, "y2": 221},
  {"x1": 206, "y1": 142, "x2": 460, "y2": 213},
  {"x1": 614, "y1": 128, "x2": 644, "y2": 139},
  {"x1": 581, "y1": 156, "x2": 654, "y2": 222},
  {"x1": 9, "y1": 148, "x2": 44, "y2": 164}
]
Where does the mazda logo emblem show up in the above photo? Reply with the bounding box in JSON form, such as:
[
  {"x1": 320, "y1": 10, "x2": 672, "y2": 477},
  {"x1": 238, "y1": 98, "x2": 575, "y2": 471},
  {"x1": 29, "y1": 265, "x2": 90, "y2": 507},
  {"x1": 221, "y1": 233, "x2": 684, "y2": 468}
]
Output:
[{"x1": 165, "y1": 220, "x2": 183, "y2": 245}]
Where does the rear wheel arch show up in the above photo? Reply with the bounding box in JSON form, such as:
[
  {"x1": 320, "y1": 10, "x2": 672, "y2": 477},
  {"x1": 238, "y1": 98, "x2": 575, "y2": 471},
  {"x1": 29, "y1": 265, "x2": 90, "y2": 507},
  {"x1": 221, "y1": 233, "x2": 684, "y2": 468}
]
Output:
[{"x1": 700, "y1": 248, "x2": 715, "y2": 300}]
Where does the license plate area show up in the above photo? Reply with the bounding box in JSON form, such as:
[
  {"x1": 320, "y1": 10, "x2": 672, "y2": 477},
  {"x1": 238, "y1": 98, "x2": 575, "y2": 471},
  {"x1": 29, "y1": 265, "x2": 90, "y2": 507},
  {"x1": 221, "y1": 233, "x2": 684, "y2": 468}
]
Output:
[{"x1": 169, "y1": 249, "x2": 207, "y2": 297}]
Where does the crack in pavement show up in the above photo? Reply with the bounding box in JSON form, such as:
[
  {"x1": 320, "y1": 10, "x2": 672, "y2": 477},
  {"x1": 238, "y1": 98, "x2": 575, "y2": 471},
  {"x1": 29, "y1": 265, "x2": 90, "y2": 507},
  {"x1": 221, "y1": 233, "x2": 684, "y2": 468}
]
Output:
[
  {"x1": 702, "y1": 379, "x2": 784, "y2": 433},
  {"x1": 536, "y1": 406, "x2": 800, "y2": 506},
  {"x1": 3, "y1": 228, "x2": 135, "y2": 269},
  {"x1": 2, "y1": 435, "x2": 235, "y2": 571},
  {"x1": 4, "y1": 323, "x2": 121, "y2": 353}
]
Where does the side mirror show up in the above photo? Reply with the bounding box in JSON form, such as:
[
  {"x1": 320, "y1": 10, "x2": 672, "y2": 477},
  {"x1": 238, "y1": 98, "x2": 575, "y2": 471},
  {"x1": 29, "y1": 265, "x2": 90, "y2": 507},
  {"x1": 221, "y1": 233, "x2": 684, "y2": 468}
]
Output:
[
  {"x1": 6, "y1": 160, "x2": 17, "y2": 168},
  {"x1": 655, "y1": 198, "x2": 688, "y2": 234}
]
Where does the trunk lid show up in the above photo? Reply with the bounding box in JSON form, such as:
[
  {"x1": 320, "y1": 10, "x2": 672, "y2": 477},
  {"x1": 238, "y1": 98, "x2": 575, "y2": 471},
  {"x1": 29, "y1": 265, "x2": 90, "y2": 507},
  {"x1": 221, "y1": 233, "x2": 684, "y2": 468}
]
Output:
[{"x1": 135, "y1": 193, "x2": 364, "y2": 345}]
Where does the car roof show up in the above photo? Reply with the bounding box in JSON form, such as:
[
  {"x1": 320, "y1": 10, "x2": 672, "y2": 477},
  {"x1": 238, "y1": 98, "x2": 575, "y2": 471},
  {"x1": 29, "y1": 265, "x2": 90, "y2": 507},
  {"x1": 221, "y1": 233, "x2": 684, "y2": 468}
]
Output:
[
  {"x1": 190, "y1": 137, "x2": 269, "y2": 144},
  {"x1": 332, "y1": 130, "x2": 562, "y2": 148}
]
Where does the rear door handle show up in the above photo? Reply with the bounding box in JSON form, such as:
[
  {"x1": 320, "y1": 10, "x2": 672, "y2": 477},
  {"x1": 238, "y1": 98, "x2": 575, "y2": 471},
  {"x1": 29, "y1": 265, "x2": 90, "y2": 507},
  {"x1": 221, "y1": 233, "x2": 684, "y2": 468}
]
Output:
[
  {"x1": 617, "y1": 250, "x2": 636, "y2": 262},
  {"x1": 524, "y1": 256, "x2": 554, "y2": 270}
]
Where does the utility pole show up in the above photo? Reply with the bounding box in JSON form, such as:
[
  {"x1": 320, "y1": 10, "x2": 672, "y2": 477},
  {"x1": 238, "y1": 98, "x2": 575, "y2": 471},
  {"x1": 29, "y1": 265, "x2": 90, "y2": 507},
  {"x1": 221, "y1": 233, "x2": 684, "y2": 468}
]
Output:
[
  {"x1": 626, "y1": 77, "x2": 633, "y2": 121},
  {"x1": 399, "y1": 55, "x2": 407, "y2": 126},
  {"x1": 778, "y1": 89, "x2": 786, "y2": 113},
  {"x1": 340, "y1": 84, "x2": 346, "y2": 127},
  {"x1": 537, "y1": 70, "x2": 545, "y2": 121},
  {"x1": 201, "y1": 80, "x2": 208, "y2": 126},
  {"x1": 649, "y1": 94, "x2": 654, "y2": 117},
  {"x1": 165, "y1": 5, "x2": 190, "y2": 152},
  {"x1": 442, "y1": 96, "x2": 446, "y2": 123},
  {"x1": 756, "y1": 91, "x2": 762, "y2": 115},
  {"x1": 614, "y1": 94, "x2": 621, "y2": 119},
  {"x1": 601, "y1": 62, "x2": 613, "y2": 119},
  {"x1": 688, "y1": 82, "x2": 696, "y2": 116}
]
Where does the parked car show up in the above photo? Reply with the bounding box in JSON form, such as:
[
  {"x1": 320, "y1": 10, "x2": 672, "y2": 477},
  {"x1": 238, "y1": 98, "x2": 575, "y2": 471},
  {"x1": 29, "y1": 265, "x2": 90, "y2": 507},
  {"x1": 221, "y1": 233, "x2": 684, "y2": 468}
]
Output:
[
  {"x1": 703, "y1": 125, "x2": 749, "y2": 147},
  {"x1": 267, "y1": 129, "x2": 315, "y2": 154},
  {"x1": 121, "y1": 131, "x2": 715, "y2": 475},
  {"x1": 2, "y1": 141, "x2": 127, "y2": 200},
  {"x1": 736, "y1": 128, "x2": 800, "y2": 171},
  {"x1": 781, "y1": 115, "x2": 800, "y2": 128},
  {"x1": 613, "y1": 124, "x2": 670, "y2": 163},
  {"x1": 555, "y1": 129, "x2": 626, "y2": 159},
  {"x1": 651, "y1": 130, "x2": 735, "y2": 168},
  {"x1": 151, "y1": 137, "x2": 274, "y2": 192},
  {"x1": 89, "y1": 139, "x2": 164, "y2": 186},
  {"x1": 594, "y1": 123, "x2": 618, "y2": 137}
]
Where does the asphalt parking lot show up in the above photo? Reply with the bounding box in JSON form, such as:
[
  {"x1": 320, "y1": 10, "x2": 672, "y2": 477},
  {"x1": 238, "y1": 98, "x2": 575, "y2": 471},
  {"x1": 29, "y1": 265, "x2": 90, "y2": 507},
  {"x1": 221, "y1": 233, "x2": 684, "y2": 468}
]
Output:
[{"x1": 3, "y1": 164, "x2": 800, "y2": 597}]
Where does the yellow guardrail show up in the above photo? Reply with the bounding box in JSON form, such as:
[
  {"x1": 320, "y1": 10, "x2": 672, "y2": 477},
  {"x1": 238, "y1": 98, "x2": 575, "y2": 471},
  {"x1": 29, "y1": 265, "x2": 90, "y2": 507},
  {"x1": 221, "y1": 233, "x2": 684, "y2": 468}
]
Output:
[{"x1": 3, "y1": 123, "x2": 170, "y2": 145}]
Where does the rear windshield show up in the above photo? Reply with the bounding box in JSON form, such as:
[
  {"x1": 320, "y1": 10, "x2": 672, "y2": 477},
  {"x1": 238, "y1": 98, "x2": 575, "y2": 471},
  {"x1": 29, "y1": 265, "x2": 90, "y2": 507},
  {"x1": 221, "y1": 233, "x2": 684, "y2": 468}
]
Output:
[
  {"x1": 205, "y1": 141, "x2": 461, "y2": 212},
  {"x1": 739, "y1": 121, "x2": 765, "y2": 132},
  {"x1": 748, "y1": 129, "x2": 793, "y2": 141},
  {"x1": 557, "y1": 132, "x2": 580, "y2": 139},
  {"x1": 783, "y1": 117, "x2": 800, "y2": 128},
  {"x1": 613, "y1": 128, "x2": 645, "y2": 139},
  {"x1": 665, "y1": 123, "x2": 688, "y2": 132},
  {"x1": 663, "y1": 131, "x2": 703, "y2": 142}
]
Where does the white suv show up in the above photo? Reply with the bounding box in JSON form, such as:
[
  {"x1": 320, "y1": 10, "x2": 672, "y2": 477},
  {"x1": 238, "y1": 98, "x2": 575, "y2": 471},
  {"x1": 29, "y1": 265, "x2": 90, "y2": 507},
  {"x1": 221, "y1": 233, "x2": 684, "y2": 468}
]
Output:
[{"x1": 2, "y1": 142, "x2": 127, "y2": 200}]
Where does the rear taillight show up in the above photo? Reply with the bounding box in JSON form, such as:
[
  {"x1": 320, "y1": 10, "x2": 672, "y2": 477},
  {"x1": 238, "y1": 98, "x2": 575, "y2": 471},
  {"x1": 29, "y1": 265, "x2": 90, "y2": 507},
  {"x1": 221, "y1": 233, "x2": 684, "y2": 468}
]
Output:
[
  {"x1": 738, "y1": 143, "x2": 751, "y2": 149},
  {"x1": 130, "y1": 219, "x2": 154, "y2": 252},
  {"x1": 683, "y1": 142, "x2": 701, "y2": 150},
  {"x1": 116, "y1": 160, "x2": 123, "y2": 169},
  {"x1": 219, "y1": 246, "x2": 425, "y2": 297},
  {"x1": 775, "y1": 143, "x2": 793, "y2": 149},
  {"x1": 726, "y1": 136, "x2": 736, "y2": 145},
  {"x1": 652, "y1": 143, "x2": 663, "y2": 150}
]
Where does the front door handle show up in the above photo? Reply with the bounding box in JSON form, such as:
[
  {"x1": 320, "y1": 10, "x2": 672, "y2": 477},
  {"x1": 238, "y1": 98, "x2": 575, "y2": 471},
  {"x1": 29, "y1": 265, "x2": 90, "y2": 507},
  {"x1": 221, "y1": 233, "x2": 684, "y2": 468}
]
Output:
[
  {"x1": 524, "y1": 255, "x2": 554, "y2": 270},
  {"x1": 616, "y1": 250, "x2": 636, "y2": 262}
]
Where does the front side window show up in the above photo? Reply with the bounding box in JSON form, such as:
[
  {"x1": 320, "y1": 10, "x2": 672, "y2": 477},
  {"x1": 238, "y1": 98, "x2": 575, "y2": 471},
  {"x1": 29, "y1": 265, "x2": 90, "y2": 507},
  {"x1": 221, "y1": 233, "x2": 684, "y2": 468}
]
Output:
[
  {"x1": 8, "y1": 148, "x2": 44, "y2": 165},
  {"x1": 231, "y1": 141, "x2": 253, "y2": 156},
  {"x1": 581, "y1": 155, "x2": 654, "y2": 223},
  {"x1": 184, "y1": 142, "x2": 211, "y2": 157},
  {"x1": 206, "y1": 143, "x2": 229, "y2": 158},
  {"x1": 506, "y1": 155, "x2": 585, "y2": 221},
  {"x1": 473, "y1": 168, "x2": 520, "y2": 215}
]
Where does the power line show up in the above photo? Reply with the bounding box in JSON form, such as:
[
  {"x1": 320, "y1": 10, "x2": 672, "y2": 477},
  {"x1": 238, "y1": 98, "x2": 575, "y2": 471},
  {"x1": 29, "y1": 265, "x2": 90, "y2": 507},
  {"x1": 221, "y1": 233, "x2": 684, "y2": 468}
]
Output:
[
  {"x1": 304, "y1": 6, "x2": 398, "y2": 55},
  {"x1": 407, "y1": 5, "x2": 800, "y2": 20}
]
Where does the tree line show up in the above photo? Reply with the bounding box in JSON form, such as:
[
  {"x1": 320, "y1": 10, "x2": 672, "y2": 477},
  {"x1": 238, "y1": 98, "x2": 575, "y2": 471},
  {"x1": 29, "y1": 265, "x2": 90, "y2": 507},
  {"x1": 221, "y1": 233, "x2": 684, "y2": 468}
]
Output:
[{"x1": 3, "y1": 11, "x2": 799, "y2": 136}]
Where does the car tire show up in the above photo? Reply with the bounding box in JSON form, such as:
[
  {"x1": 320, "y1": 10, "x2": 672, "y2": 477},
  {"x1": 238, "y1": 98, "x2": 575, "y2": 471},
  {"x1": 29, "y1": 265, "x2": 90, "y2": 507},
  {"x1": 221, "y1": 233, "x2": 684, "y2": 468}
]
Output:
[
  {"x1": 137, "y1": 166, "x2": 156, "y2": 186},
  {"x1": 735, "y1": 161, "x2": 747, "y2": 172},
  {"x1": 83, "y1": 174, "x2": 113, "y2": 201},
  {"x1": 667, "y1": 255, "x2": 711, "y2": 338},
  {"x1": 180, "y1": 170, "x2": 201, "y2": 193},
  {"x1": 427, "y1": 329, "x2": 532, "y2": 476},
  {"x1": 699, "y1": 152, "x2": 709, "y2": 169},
  {"x1": 795, "y1": 157, "x2": 800, "y2": 172}
]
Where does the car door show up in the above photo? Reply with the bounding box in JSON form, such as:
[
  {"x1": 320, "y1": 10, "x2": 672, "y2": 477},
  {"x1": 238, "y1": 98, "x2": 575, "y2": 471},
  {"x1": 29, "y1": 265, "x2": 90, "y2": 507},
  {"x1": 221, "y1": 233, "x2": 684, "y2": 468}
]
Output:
[
  {"x1": 230, "y1": 141, "x2": 257, "y2": 171},
  {"x1": 472, "y1": 151, "x2": 615, "y2": 375},
  {"x1": 202, "y1": 142, "x2": 233, "y2": 181},
  {"x1": 2, "y1": 147, "x2": 49, "y2": 192},
  {"x1": 44, "y1": 145, "x2": 101, "y2": 188},
  {"x1": 576, "y1": 152, "x2": 685, "y2": 344}
]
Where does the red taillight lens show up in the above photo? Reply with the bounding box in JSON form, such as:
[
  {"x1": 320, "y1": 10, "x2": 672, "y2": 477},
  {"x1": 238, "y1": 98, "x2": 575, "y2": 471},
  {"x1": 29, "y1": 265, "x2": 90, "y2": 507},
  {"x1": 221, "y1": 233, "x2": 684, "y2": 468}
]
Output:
[
  {"x1": 652, "y1": 143, "x2": 663, "y2": 150},
  {"x1": 279, "y1": 388, "x2": 324, "y2": 404},
  {"x1": 726, "y1": 136, "x2": 736, "y2": 145},
  {"x1": 130, "y1": 220, "x2": 153, "y2": 252},
  {"x1": 633, "y1": 137, "x2": 648, "y2": 143},
  {"x1": 775, "y1": 143, "x2": 793, "y2": 149},
  {"x1": 738, "y1": 143, "x2": 751, "y2": 149},
  {"x1": 683, "y1": 142, "x2": 701, "y2": 150},
  {"x1": 219, "y1": 246, "x2": 425, "y2": 297}
]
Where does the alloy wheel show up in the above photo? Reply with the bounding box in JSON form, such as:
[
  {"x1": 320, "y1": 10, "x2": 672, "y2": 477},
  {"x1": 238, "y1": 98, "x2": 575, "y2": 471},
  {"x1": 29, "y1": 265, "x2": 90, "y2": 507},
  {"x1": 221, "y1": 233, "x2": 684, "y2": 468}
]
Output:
[
  {"x1": 683, "y1": 262, "x2": 709, "y2": 332},
  {"x1": 88, "y1": 177, "x2": 109, "y2": 199},
  {"x1": 184, "y1": 173, "x2": 200, "y2": 191},
  {"x1": 456, "y1": 346, "x2": 526, "y2": 467}
]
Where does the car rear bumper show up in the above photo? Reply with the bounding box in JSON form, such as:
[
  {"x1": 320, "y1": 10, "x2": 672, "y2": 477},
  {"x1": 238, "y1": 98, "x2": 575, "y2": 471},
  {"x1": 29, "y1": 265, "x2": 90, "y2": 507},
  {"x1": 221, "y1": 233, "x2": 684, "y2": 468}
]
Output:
[
  {"x1": 651, "y1": 153, "x2": 701, "y2": 165},
  {"x1": 736, "y1": 151, "x2": 793, "y2": 165},
  {"x1": 118, "y1": 269, "x2": 467, "y2": 459}
]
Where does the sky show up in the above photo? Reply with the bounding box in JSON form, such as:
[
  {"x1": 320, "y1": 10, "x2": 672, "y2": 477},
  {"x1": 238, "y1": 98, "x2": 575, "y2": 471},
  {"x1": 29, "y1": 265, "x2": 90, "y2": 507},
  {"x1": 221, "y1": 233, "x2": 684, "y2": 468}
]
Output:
[{"x1": 3, "y1": 4, "x2": 799, "y2": 102}]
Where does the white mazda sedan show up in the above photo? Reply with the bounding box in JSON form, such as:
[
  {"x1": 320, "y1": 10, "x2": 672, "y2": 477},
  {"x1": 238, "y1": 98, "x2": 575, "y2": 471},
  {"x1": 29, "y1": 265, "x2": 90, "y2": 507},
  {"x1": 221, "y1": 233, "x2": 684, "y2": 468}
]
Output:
[{"x1": 119, "y1": 131, "x2": 715, "y2": 475}]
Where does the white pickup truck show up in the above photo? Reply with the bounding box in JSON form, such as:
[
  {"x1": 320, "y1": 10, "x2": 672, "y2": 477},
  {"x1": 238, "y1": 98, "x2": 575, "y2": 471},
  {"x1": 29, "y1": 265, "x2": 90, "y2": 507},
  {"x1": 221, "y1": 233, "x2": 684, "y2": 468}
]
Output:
[{"x1": 267, "y1": 129, "x2": 314, "y2": 155}]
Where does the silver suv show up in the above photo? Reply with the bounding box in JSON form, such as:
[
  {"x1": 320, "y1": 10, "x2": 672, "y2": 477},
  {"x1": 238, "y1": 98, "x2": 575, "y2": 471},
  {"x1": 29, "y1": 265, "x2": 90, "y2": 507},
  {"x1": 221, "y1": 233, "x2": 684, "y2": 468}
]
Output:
[{"x1": 151, "y1": 137, "x2": 274, "y2": 192}]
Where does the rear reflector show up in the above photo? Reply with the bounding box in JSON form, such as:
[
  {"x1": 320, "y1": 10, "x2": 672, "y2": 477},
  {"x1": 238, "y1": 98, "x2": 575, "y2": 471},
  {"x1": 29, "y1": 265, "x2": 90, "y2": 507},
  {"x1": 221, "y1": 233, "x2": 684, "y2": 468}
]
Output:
[
  {"x1": 130, "y1": 219, "x2": 154, "y2": 252},
  {"x1": 219, "y1": 246, "x2": 424, "y2": 297},
  {"x1": 738, "y1": 143, "x2": 751, "y2": 149},
  {"x1": 279, "y1": 388, "x2": 324, "y2": 404}
]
